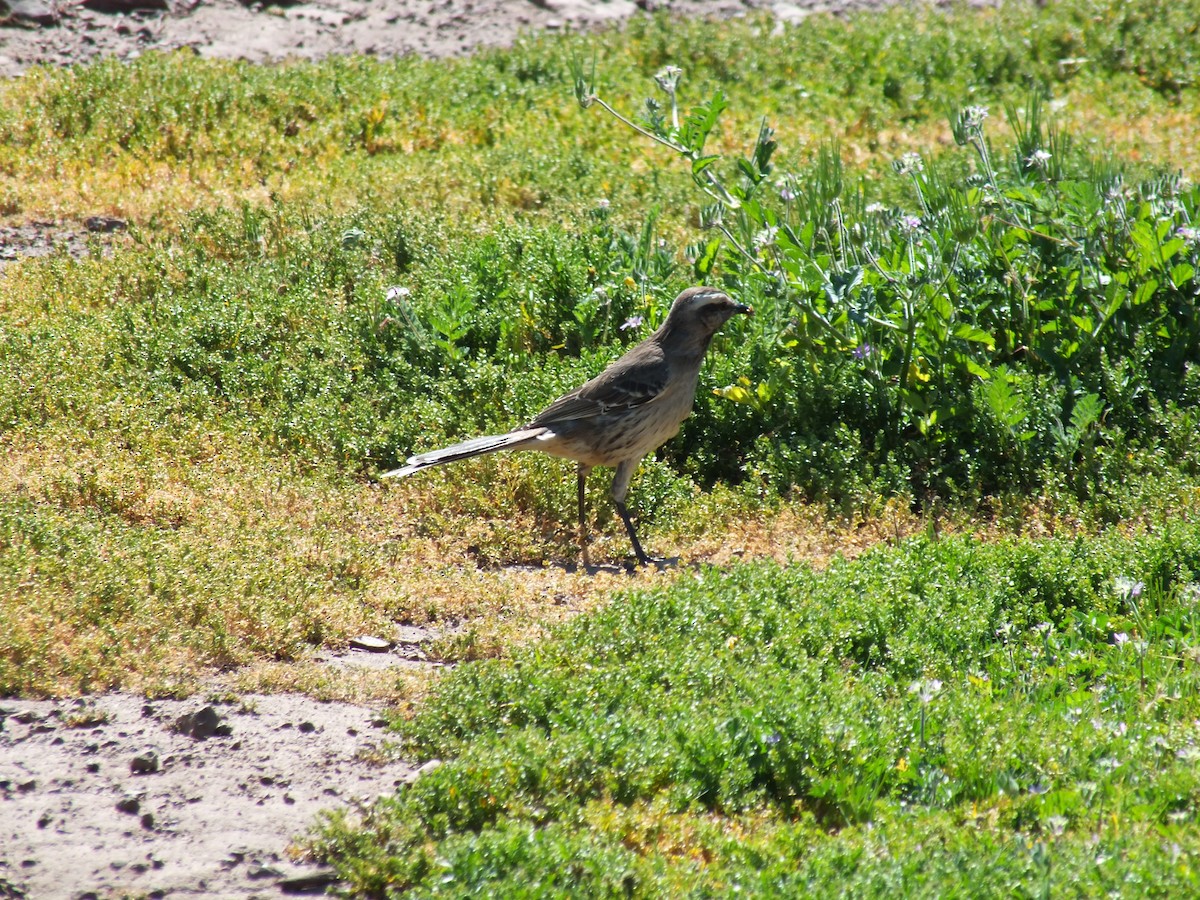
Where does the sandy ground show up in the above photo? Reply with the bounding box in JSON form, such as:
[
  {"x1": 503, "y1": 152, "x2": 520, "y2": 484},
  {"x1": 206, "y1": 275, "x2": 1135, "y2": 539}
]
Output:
[
  {"x1": 0, "y1": 0, "x2": 844, "y2": 78},
  {"x1": 0, "y1": 630, "x2": 448, "y2": 899},
  {"x1": 0, "y1": 1, "x2": 896, "y2": 896},
  {"x1": 1, "y1": 691, "x2": 414, "y2": 898}
]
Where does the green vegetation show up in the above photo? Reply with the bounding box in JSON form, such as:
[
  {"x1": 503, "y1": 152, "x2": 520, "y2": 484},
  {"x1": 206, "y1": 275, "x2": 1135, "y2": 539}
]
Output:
[
  {"x1": 574, "y1": 76, "x2": 1200, "y2": 502},
  {"x1": 313, "y1": 527, "x2": 1200, "y2": 895},
  {"x1": 2, "y1": 0, "x2": 1200, "y2": 891}
]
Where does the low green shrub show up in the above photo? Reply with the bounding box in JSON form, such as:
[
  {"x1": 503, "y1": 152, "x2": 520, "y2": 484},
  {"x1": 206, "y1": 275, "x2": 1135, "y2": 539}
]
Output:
[{"x1": 312, "y1": 525, "x2": 1200, "y2": 894}]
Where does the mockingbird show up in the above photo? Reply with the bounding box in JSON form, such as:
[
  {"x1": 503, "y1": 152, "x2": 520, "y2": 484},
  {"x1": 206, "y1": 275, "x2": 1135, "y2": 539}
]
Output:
[{"x1": 382, "y1": 286, "x2": 752, "y2": 565}]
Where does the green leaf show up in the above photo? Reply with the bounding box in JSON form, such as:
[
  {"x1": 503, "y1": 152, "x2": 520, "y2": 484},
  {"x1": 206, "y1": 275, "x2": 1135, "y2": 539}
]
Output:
[
  {"x1": 965, "y1": 359, "x2": 992, "y2": 380},
  {"x1": 1131, "y1": 277, "x2": 1159, "y2": 306},
  {"x1": 984, "y1": 376, "x2": 1029, "y2": 431},
  {"x1": 691, "y1": 155, "x2": 721, "y2": 177},
  {"x1": 954, "y1": 323, "x2": 995, "y2": 348},
  {"x1": 1070, "y1": 314, "x2": 1094, "y2": 333},
  {"x1": 693, "y1": 237, "x2": 722, "y2": 278},
  {"x1": 1158, "y1": 237, "x2": 1185, "y2": 264},
  {"x1": 1170, "y1": 263, "x2": 1195, "y2": 286},
  {"x1": 1069, "y1": 393, "x2": 1103, "y2": 434},
  {"x1": 736, "y1": 158, "x2": 762, "y2": 185},
  {"x1": 680, "y1": 90, "x2": 727, "y2": 156},
  {"x1": 752, "y1": 118, "x2": 777, "y2": 177}
]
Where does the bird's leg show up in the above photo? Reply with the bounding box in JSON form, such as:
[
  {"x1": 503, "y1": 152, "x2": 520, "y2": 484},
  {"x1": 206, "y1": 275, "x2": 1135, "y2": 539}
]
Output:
[
  {"x1": 577, "y1": 463, "x2": 592, "y2": 567},
  {"x1": 611, "y1": 459, "x2": 649, "y2": 566},
  {"x1": 615, "y1": 501, "x2": 647, "y2": 567}
]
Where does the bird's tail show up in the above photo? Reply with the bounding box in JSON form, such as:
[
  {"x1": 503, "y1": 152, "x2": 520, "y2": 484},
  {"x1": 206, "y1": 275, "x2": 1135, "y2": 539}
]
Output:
[{"x1": 380, "y1": 428, "x2": 547, "y2": 479}]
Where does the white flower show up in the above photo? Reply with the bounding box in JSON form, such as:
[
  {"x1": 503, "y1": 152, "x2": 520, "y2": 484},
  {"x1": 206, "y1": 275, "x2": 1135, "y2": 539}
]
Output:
[
  {"x1": 893, "y1": 152, "x2": 924, "y2": 176},
  {"x1": 963, "y1": 105, "x2": 989, "y2": 128},
  {"x1": 753, "y1": 226, "x2": 779, "y2": 249},
  {"x1": 1114, "y1": 577, "x2": 1144, "y2": 599},
  {"x1": 909, "y1": 678, "x2": 942, "y2": 704},
  {"x1": 654, "y1": 65, "x2": 683, "y2": 95},
  {"x1": 1026, "y1": 149, "x2": 1052, "y2": 169}
]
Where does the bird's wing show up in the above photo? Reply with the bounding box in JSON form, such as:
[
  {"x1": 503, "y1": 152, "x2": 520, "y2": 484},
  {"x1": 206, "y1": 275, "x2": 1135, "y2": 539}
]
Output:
[{"x1": 528, "y1": 346, "x2": 669, "y2": 427}]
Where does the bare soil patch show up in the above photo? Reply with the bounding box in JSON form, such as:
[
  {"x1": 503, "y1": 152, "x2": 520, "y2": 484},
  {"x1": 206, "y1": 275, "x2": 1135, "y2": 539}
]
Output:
[
  {"x1": 1, "y1": 691, "x2": 413, "y2": 898},
  {"x1": 1, "y1": 624, "x2": 451, "y2": 897},
  {"x1": 0, "y1": 0, "x2": 793, "y2": 78}
]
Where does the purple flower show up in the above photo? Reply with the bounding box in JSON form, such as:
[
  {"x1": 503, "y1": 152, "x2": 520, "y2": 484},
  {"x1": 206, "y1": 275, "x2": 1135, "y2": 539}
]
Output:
[
  {"x1": 852, "y1": 343, "x2": 873, "y2": 359},
  {"x1": 620, "y1": 315, "x2": 644, "y2": 332}
]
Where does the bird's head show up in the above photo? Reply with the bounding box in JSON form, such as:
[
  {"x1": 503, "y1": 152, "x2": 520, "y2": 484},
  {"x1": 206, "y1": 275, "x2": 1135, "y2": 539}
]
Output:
[{"x1": 666, "y1": 286, "x2": 753, "y2": 337}]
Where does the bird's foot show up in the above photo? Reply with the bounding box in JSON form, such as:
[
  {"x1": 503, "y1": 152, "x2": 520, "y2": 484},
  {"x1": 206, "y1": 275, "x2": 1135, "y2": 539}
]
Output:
[{"x1": 623, "y1": 555, "x2": 680, "y2": 573}]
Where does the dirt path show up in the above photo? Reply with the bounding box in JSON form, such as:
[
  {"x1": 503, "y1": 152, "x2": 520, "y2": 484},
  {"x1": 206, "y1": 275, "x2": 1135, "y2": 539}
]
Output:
[
  {"x1": 1, "y1": 691, "x2": 418, "y2": 898},
  {"x1": 0, "y1": 0, "x2": 812, "y2": 77}
]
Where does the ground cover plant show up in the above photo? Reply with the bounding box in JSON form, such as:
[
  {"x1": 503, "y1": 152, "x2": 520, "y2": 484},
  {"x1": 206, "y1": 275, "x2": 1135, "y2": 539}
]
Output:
[
  {"x1": 2, "y1": 0, "x2": 1200, "y2": 892},
  {"x1": 312, "y1": 526, "x2": 1200, "y2": 895}
]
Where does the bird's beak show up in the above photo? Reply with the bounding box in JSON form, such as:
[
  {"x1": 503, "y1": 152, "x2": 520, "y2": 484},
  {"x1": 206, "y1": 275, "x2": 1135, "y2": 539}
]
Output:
[{"x1": 734, "y1": 303, "x2": 754, "y2": 316}]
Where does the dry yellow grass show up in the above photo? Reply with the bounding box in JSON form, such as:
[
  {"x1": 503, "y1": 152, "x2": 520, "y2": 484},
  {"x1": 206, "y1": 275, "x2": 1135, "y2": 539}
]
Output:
[{"x1": 1, "y1": 419, "x2": 939, "y2": 699}]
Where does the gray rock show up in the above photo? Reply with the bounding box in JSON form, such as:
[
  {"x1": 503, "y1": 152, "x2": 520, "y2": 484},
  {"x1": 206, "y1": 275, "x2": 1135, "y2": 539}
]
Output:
[
  {"x1": 349, "y1": 635, "x2": 392, "y2": 653},
  {"x1": 130, "y1": 750, "x2": 160, "y2": 775},
  {"x1": 279, "y1": 868, "x2": 341, "y2": 893},
  {"x1": 83, "y1": 216, "x2": 126, "y2": 233},
  {"x1": 1, "y1": 0, "x2": 60, "y2": 27},
  {"x1": 80, "y1": 0, "x2": 167, "y2": 11},
  {"x1": 173, "y1": 706, "x2": 229, "y2": 740}
]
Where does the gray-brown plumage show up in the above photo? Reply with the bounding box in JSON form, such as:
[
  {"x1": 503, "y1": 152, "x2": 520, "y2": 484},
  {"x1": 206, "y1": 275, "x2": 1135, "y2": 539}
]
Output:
[{"x1": 382, "y1": 286, "x2": 752, "y2": 565}]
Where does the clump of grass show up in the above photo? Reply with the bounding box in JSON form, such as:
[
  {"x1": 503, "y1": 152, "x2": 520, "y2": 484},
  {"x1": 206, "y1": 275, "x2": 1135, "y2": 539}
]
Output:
[
  {"x1": 310, "y1": 525, "x2": 1200, "y2": 894},
  {"x1": 0, "y1": 422, "x2": 681, "y2": 697}
]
